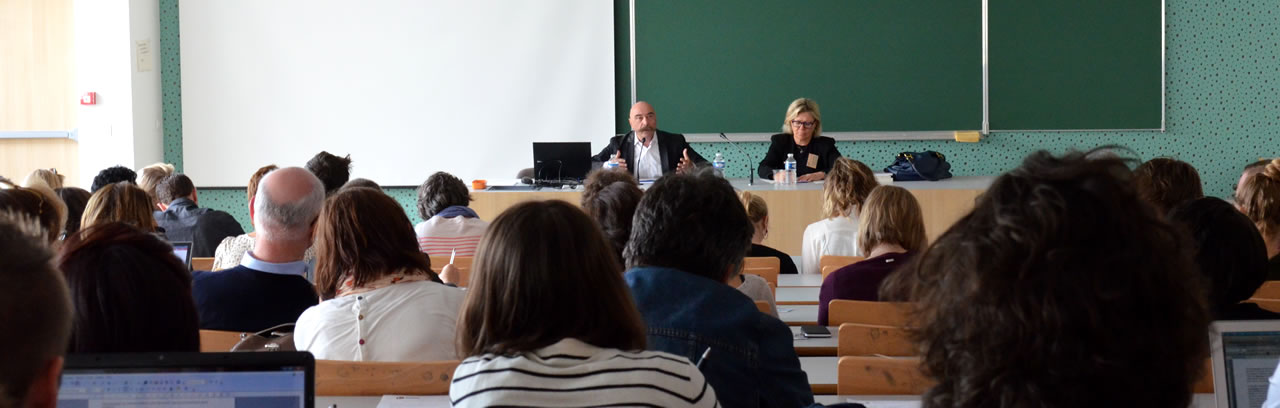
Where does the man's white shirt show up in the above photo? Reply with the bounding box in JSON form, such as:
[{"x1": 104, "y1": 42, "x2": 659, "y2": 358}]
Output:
[{"x1": 633, "y1": 132, "x2": 662, "y2": 179}]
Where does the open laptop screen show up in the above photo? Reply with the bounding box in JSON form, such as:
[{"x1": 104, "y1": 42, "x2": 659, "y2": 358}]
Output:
[
  {"x1": 1215, "y1": 323, "x2": 1280, "y2": 408},
  {"x1": 59, "y1": 352, "x2": 313, "y2": 408},
  {"x1": 170, "y1": 241, "x2": 192, "y2": 269}
]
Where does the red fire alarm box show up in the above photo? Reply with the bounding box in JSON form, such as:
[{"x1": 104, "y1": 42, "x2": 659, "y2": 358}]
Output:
[{"x1": 80, "y1": 92, "x2": 97, "y2": 105}]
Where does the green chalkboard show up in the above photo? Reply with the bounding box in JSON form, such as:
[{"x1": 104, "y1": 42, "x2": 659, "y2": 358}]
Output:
[
  {"x1": 633, "y1": 0, "x2": 983, "y2": 134},
  {"x1": 989, "y1": 0, "x2": 1163, "y2": 130}
]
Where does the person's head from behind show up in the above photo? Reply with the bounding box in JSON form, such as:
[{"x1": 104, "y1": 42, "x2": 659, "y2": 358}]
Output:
[
  {"x1": 58, "y1": 222, "x2": 200, "y2": 353},
  {"x1": 305, "y1": 151, "x2": 352, "y2": 196},
  {"x1": 154, "y1": 173, "x2": 197, "y2": 207},
  {"x1": 246, "y1": 164, "x2": 278, "y2": 206},
  {"x1": 315, "y1": 187, "x2": 435, "y2": 300},
  {"x1": 1132, "y1": 157, "x2": 1203, "y2": 216},
  {"x1": 1237, "y1": 159, "x2": 1269, "y2": 198},
  {"x1": 342, "y1": 178, "x2": 382, "y2": 191},
  {"x1": 823, "y1": 157, "x2": 878, "y2": 219},
  {"x1": 0, "y1": 178, "x2": 67, "y2": 244},
  {"x1": 1236, "y1": 159, "x2": 1280, "y2": 254},
  {"x1": 81, "y1": 183, "x2": 157, "y2": 232},
  {"x1": 857, "y1": 185, "x2": 927, "y2": 257},
  {"x1": 55, "y1": 187, "x2": 91, "y2": 237},
  {"x1": 1167, "y1": 197, "x2": 1268, "y2": 316},
  {"x1": 253, "y1": 167, "x2": 325, "y2": 250},
  {"x1": 416, "y1": 172, "x2": 471, "y2": 220},
  {"x1": 136, "y1": 162, "x2": 175, "y2": 207},
  {"x1": 581, "y1": 170, "x2": 642, "y2": 263},
  {"x1": 457, "y1": 201, "x2": 645, "y2": 356},
  {"x1": 626, "y1": 169, "x2": 753, "y2": 282},
  {"x1": 884, "y1": 150, "x2": 1209, "y2": 408},
  {"x1": 23, "y1": 168, "x2": 63, "y2": 190},
  {"x1": 0, "y1": 213, "x2": 72, "y2": 408},
  {"x1": 90, "y1": 166, "x2": 136, "y2": 193},
  {"x1": 740, "y1": 191, "x2": 769, "y2": 244}
]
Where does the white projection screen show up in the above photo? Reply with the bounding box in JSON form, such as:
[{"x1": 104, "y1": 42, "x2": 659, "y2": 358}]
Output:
[{"x1": 180, "y1": 0, "x2": 614, "y2": 186}]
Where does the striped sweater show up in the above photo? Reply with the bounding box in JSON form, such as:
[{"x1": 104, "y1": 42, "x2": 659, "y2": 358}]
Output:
[
  {"x1": 450, "y1": 338, "x2": 719, "y2": 407},
  {"x1": 414, "y1": 215, "x2": 489, "y2": 257}
]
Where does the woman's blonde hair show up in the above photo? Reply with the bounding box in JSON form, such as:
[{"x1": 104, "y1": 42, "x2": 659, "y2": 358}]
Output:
[
  {"x1": 137, "y1": 163, "x2": 176, "y2": 205},
  {"x1": 857, "y1": 186, "x2": 927, "y2": 256},
  {"x1": 24, "y1": 168, "x2": 64, "y2": 190},
  {"x1": 782, "y1": 98, "x2": 822, "y2": 137},
  {"x1": 823, "y1": 157, "x2": 878, "y2": 218},
  {"x1": 1237, "y1": 158, "x2": 1280, "y2": 238},
  {"x1": 82, "y1": 183, "x2": 158, "y2": 232},
  {"x1": 740, "y1": 191, "x2": 768, "y2": 224}
]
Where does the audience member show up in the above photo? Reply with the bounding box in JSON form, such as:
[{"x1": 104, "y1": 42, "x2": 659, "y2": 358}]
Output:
[
  {"x1": 729, "y1": 262, "x2": 778, "y2": 318},
  {"x1": 1238, "y1": 159, "x2": 1269, "y2": 198},
  {"x1": 0, "y1": 178, "x2": 67, "y2": 244},
  {"x1": 192, "y1": 168, "x2": 323, "y2": 332},
  {"x1": 451, "y1": 201, "x2": 717, "y2": 407},
  {"x1": 59, "y1": 222, "x2": 201, "y2": 353},
  {"x1": 801, "y1": 157, "x2": 878, "y2": 274},
  {"x1": 295, "y1": 187, "x2": 464, "y2": 361},
  {"x1": 817, "y1": 185, "x2": 926, "y2": 326},
  {"x1": 0, "y1": 213, "x2": 72, "y2": 408},
  {"x1": 882, "y1": 150, "x2": 1210, "y2": 407},
  {"x1": 1167, "y1": 197, "x2": 1278, "y2": 320},
  {"x1": 305, "y1": 151, "x2": 352, "y2": 196},
  {"x1": 415, "y1": 172, "x2": 488, "y2": 257},
  {"x1": 23, "y1": 168, "x2": 63, "y2": 190},
  {"x1": 341, "y1": 178, "x2": 382, "y2": 191},
  {"x1": 211, "y1": 164, "x2": 318, "y2": 272},
  {"x1": 741, "y1": 191, "x2": 799, "y2": 275},
  {"x1": 55, "y1": 187, "x2": 91, "y2": 238},
  {"x1": 581, "y1": 169, "x2": 643, "y2": 264},
  {"x1": 624, "y1": 169, "x2": 813, "y2": 408},
  {"x1": 154, "y1": 173, "x2": 245, "y2": 257},
  {"x1": 1235, "y1": 158, "x2": 1280, "y2": 279},
  {"x1": 89, "y1": 165, "x2": 136, "y2": 192},
  {"x1": 137, "y1": 162, "x2": 176, "y2": 209},
  {"x1": 81, "y1": 183, "x2": 158, "y2": 233},
  {"x1": 1132, "y1": 157, "x2": 1204, "y2": 216}
]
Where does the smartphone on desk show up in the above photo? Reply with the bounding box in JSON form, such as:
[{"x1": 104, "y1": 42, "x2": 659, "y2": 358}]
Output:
[{"x1": 800, "y1": 325, "x2": 831, "y2": 338}]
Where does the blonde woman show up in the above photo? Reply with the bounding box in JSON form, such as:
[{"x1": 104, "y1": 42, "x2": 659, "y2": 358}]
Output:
[
  {"x1": 800, "y1": 157, "x2": 878, "y2": 275},
  {"x1": 1236, "y1": 158, "x2": 1280, "y2": 279},
  {"x1": 81, "y1": 182, "x2": 160, "y2": 234},
  {"x1": 23, "y1": 168, "x2": 64, "y2": 190},
  {"x1": 741, "y1": 191, "x2": 799, "y2": 275},
  {"x1": 757, "y1": 98, "x2": 843, "y2": 182},
  {"x1": 816, "y1": 186, "x2": 926, "y2": 325},
  {"x1": 137, "y1": 162, "x2": 176, "y2": 209}
]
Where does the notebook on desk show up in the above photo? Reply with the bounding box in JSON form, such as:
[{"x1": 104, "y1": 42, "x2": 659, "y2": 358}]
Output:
[
  {"x1": 1211, "y1": 320, "x2": 1280, "y2": 408},
  {"x1": 59, "y1": 352, "x2": 315, "y2": 408}
]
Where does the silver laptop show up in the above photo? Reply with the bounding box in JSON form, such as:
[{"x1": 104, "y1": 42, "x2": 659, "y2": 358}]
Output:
[
  {"x1": 1211, "y1": 321, "x2": 1280, "y2": 408},
  {"x1": 58, "y1": 352, "x2": 314, "y2": 408}
]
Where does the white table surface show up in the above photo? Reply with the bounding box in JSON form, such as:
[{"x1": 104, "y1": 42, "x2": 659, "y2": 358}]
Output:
[
  {"x1": 479, "y1": 176, "x2": 994, "y2": 192},
  {"x1": 780, "y1": 304, "x2": 819, "y2": 324},
  {"x1": 800, "y1": 356, "x2": 838, "y2": 387},
  {"x1": 779, "y1": 274, "x2": 824, "y2": 287},
  {"x1": 777, "y1": 287, "x2": 821, "y2": 303},
  {"x1": 791, "y1": 326, "x2": 839, "y2": 354}
]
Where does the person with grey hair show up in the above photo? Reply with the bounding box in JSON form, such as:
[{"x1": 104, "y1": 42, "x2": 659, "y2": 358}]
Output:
[
  {"x1": 191, "y1": 167, "x2": 323, "y2": 332},
  {"x1": 0, "y1": 212, "x2": 72, "y2": 408},
  {"x1": 414, "y1": 171, "x2": 488, "y2": 257}
]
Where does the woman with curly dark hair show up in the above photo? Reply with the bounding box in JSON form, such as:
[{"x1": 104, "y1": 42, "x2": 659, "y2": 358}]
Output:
[
  {"x1": 414, "y1": 172, "x2": 488, "y2": 257},
  {"x1": 882, "y1": 149, "x2": 1210, "y2": 408}
]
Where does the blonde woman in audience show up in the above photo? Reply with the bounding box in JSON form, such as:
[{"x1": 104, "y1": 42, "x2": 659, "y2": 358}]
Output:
[
  {"x1": 800, "y1": 157, "x2": 878, "y2": 274},
  {"x1": 137, "y1": 162, "x2": 175, "y2": 209},
  {"x1": 81, "y1": 182, "x2": 159, "y2": 234},
  {"x1": 294, "y1": 187, "x2": 464, "y2": 361},
  {"x1": 816, "y1": 185, "x2": 926, "y2": 325},
  {"x1": 741, "y1": 191, "x2": 799, "y2": 275},
  {"x1": 23, "y1": 168, "x2": 64, "y2": 190},
  {"x1": 451, "y1": 201, "x2": 717, "y2": 407},
  {"x1": 0, "y1": 177, "x2": 67, "y2": 244},
  {"x1": 212, "y1": 164, "x2": 316, "y2": 272},
  {"x1": 1236, "y1": 158, "x2": 1280, "y2": 279}
]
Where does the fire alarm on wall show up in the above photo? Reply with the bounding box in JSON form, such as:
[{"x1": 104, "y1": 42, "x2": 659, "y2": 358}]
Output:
[{"x1": 80, "y1": 92, "x2": 96, "y2": 105}]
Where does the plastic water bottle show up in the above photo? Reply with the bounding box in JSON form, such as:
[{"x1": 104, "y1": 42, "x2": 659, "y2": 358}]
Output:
[
  {"x1": 784, "y1": 153, "x2": 797, "y2": 184},
  {"x1": 603, "y1": 160, "x2": 618, "y2": 170},
  {"x1": 712, "y1": 153, "x2": 727, "y2": 178}
]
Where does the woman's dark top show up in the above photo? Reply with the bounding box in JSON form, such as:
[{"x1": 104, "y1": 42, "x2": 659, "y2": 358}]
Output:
[
  {"x1": 1269, "y1": 256, "x2": 1280, "y2": 280},
  {"x1": 748, "y1": 244, "x2": 799, "y2": 275},
  {"x1": 757, "y1": 133, "x2": 843, "y2": 179},
  {"x1": 817, "y1": 251, "x2": 913, "y2": 326},
  {"x1": 1220, "y1": 302, "x2": 1280, "y2": 320}
]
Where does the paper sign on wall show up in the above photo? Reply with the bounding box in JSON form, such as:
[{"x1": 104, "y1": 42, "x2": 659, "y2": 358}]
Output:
[{"x1": 136, "y1": 39, "x2": 153, "y2": 72}]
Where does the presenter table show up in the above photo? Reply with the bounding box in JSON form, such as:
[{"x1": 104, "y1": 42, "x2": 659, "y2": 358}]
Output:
[{"x1": 471, "y1": 177, "x2": 991, "y2": 255}]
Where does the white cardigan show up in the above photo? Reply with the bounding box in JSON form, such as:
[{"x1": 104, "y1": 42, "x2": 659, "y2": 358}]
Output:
[
  {"x1": 450, "y1": 338, "x2": 719, "y2": 407},
  {"x1": 294, "y1": 280, "x2": 465, "y2": 362},
  {"x1": 801, "y1": 214, "x2": 861, "y2": 275}
]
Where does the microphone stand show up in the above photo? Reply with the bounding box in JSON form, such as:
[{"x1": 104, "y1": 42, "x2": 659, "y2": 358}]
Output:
[{"x1": 719, "y1": 133, "x2": 754, "y2": 186}]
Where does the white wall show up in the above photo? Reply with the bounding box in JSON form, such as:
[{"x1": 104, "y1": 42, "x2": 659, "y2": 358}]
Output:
[{"x1": 129, "y1": 0, "x2": 163, "y2": 168}]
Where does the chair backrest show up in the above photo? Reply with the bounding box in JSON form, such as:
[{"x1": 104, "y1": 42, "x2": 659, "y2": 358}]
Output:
[
  {"x1": 743, "y1": 256, "x2": 781, "y2": 286},
  {"x1": 1193, "y1": 357, "x2": 1213, "y2": 394},
  {"x1": 199, "y1": 330, "x2": 244, "y2": 352},
  {"x1": 1255, "y1": 281, "x2": 1280, "y2": 299},
  {"x1": 827, "y1": 300, "x2": 911, "y2": 327},
  {"x1": 315, "y1": 360, "x2": 460, "y2": 396},
  {"x1": 191, "y1": 257, "x2": 215, "y2": 271},
  {"x1": 819, "y1": 255, "x2": 865, "y2": 278},
  {"x1": 1251, "y1": 298, "x2": 1280, "y2": 313},
  {"x1": 754, "y1": 300, "x2": 771, "y2": 314},
  {"x1": 428, "y1": 255, "x2": 474, "y2": 287},
  {"x1": 837, "y1": 323, "x2": 915, "y2": 357},
  {"x1": 837, "y1": 356, "x2": 933, "y2": 395}
]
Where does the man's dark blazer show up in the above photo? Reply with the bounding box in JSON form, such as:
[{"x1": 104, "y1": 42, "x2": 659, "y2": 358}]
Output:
[{"x1": 591, "y1": 130, "x2": 709, "y2": 177}]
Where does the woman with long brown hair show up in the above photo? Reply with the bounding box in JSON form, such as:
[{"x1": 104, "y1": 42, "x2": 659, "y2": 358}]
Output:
[{"x1": 294, "y1": 187, "x2": 464, "y2": 361}]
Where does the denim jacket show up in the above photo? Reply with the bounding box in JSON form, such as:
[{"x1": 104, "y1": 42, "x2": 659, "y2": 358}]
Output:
[{"x1": 625, "y1": 266, "x2": 815, "y2": 408}]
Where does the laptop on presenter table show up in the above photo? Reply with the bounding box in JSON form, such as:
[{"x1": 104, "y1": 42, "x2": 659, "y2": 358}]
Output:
[
  {"x1": 59, "y1": 352, "x2": 314, "y2": 408},
  {"x1": 1212, "y1": 320, "x2": 1280, "y2": 408},
  {"x1": 532, "y1": 142, "x2": 591, "y2": 183}
]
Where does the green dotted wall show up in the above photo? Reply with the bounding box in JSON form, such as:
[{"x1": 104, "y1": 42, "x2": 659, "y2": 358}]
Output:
[{"x1": 160, "y1": 0, "x2": 1280, "y2": 231}]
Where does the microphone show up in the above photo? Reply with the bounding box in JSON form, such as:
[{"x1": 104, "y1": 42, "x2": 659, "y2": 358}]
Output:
[{"x1": 719, "y1": 133, "x2": 755, "y2": 186}]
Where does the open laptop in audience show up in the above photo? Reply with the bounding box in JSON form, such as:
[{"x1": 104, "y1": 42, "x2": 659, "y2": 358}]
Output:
[
  {"x1": 58, "y1": 351, "x2": 314, "y2": 408},
  {"x1": 170, "y1": 241, "x2": 192, "y2": 270},
  {"x1": 1212, "y1": 320, "x2": 1280, "y2": 408}
]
